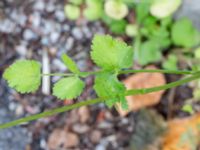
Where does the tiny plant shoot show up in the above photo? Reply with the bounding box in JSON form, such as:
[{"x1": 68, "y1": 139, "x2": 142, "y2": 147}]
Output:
[{"x1": 1, "y1": 34, "x2": 200, "y2": 129}]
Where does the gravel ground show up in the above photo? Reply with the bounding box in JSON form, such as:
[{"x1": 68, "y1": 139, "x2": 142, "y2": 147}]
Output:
[{"x1": 0, "y1": 0, "x2": 199, "y2": 150}]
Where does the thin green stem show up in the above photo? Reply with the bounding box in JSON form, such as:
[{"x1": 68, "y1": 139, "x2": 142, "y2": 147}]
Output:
[
  {"x1": 42, "y1": 69, "x2": 196, "y2": 78},
  {"x1": 125, "y1": 73, "x2": 200, "y2": 95},
  {"x1": 119, "y1": 69, "x2": 195, "y2": 75},
  {"x1": 42, "y1": 73, "x2": 73, "y2": 76},
  {"x1": 0, "y1": 98, "x2": 104, "y2": 129},
  {"x1": 1, "y1": 73, "x2": 200, "y2": 130}
]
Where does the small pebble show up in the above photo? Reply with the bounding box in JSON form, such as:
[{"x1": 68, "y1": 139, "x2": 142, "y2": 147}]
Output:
[
  {"x1": 0, "y1": 19, "x2": 16, "y2": 33},
  {"x1": 15, "y1": 105, "x2": 24, "y2": 116},
  {"x1": 30, "y1": 12, "x2": 41, "y2": 28},
  {"x1": 23, "y1": 29, "x2": 38, "y2": 41},
  {"x1": 65, "y1": 37, "x2": 74, "y2": 51},
  {"x1": 33, "y1": 0, "x2": 45, "y2": 11},
  {"x1": 82, "y1": 26, "x2": 92, "y2": 39},
  {"x1": 42, "y1": 20, "x2": 54, "y2": 35},
  {"x1": 90, "y1": 130, "x2": 102, "y2": 144},
  {"x1": 41, "y1": 36, "x2": 49, "y2": 46},
  {"x1": 98, "y1": 121, "x2": 113, "y2": 129},
  {"x1": 15, "y1": 44, "x2": 27, "y2": 57},
  {"x1": 72, "y1": 124, "x2": 90, "y2": 134},
  {"x1": 72, "y1": 27, "x2": 83, "y2": 40},
  {"x1": 95, "y1": 144, "x2": 106, "y2": 150},
  {"x1": 62, "y1": 24, "x2": 70, "y2": 31},
  {"x1": 55, "y1": 10, "x2": 66, "y2": 22},
  {"x1": 46, "y1": 2, "x2": 55, "y2": 12},
  {"x1": 52, "y1": 59, "x2": 67, "y2": 71},
  {"x1": 50, "y1": 31, "x2": 60, "y2": 44}
]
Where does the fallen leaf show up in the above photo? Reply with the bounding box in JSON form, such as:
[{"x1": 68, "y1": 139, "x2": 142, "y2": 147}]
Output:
[
  {"x1": 162, "y1": 113, "x2": 200, "y2": 150},
  {"x1": 47, "y1": 128, "x2": 79, "y2": 149},
  {"x1": 117, "y1": 66, "x2": 166, "y2": 116}
]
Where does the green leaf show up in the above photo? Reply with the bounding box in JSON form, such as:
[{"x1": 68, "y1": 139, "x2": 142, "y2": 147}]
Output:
[
  {"x1": 64, "y1": 4, "x2": 80, "y2": 20},
  {"x1": 109, "y1": 20, "x2": 127, "y2": 34},
  {"x1": 53, "y1": 76, "x2": 85, "y2": 100},
  {"x1": 150, "y1": 0, "x2": 182, "y2": 19},
  {"x1": 161, "y1": 16, "x2": 173, "y2": 27},
  {"x1": 104, "y1": 0, "x2": 128, "y2": 20},
  {"x1": 151, "y1": 26, "x2": 171, "y2": 49},
  {"x1": 94, "y1": 73, "x2": 128, "y2": 109},
  {"x1": 102, "y1": 15, "x2": 127, "y2": 34},
  {"x1": 91, "y1": 34, "x2": 133, "y2": 70},
  {"x1": 172, "y1": 18, "x2": 200, "y2": 48},
  {"x1": 83, "y1": 0, "x2": 103, "y2": 21},
  {"x1": 136, "y1": 0, "x2": 152, "y2": 23},
  {"x1": 162, "y1": 54, "x2": 178, "y2": 70},
  {"x1": 61, "y1": 54, "x2": 79, "y2": 74},
  {"x1": 140, "y1": 16, "x2": 157, "y2": 38},
  {"x1": 138, "y1": 40, "x2": 161, "y2": 65},
  {"x1": 182, "y1": 104, "x2": 194, "y2": 114},
  {"x1": 3, "y1": 60, "x2": 41, "y2": 93}
]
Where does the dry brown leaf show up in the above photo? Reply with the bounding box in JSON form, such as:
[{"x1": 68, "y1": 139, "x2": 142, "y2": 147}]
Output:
[
  {"x1": 162, "y1": 113, "x2": 200, "y2": 150},
  {"x1": 117, "y1": 66, "x2": 166, "y2": 116},
  {"x1": 47, "y1": 128, "x2": 79, "y2": 150}
]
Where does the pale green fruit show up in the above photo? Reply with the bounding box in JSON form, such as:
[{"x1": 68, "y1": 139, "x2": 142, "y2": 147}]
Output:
[
  {"x1": 125, "y1": 24, "x2": 138, "y2": 37},
  {"x1": 150, "y1": 0, "x2": 182, "y2": 19},
  {"x1": 104, "y1": 0, "x2": 128, "y2": 20}
]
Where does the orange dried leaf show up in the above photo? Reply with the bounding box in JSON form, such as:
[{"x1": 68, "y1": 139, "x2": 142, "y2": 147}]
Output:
[
  {"x1": 117, "y1": 66, "x2": 166, "y2": 116},
  {"x1": 162, "y1": 113, "x2": 200, "y2": 150}
]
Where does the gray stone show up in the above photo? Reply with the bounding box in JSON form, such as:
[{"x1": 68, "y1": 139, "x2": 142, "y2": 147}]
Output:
[
  {"x1": 50, "y1": 31, "x2": 60, "y2": 44},
  {"x1": 65, "y1": 37, "x2": 74, "y2": 51},
  {"x1": 175, "y1": 0, "x2": 200, "y2": 30},
  {"x1": 62, "y1": 24, "x2": 70, "y2": 32},
  {"x1": 41, "y1": 36, "x2": 49, "y2": 46},
  {"x1": 0, "y1": 19, "x2": 16, "y2": 33},
  {"x1": 41, "y1": 20, "x2": 54, "y2": 35},
  {"x1": 95, "y1": 144, "x2": 106, "y2": 150},
  {"x1": 15, "y1": 44, "x2": 27, "y2": 57},
  {"x1": 23, "y1": 29, "x2": 38, "y2": 41},
  {"x1": 10, "y1": 10, "x2": 27, "y2": 26},
  {"x1": 46, "y1": 1, "x2": 55, "y2": 13},
  {"x1": 82, "y1": 26, "x2": 92, "y2": 39},
  {"x1": 52, "y1": 59, "x2": 67, "y2": 71},
  {"x1": 33, "y1": 0, "x2": 45, "y2": 11},
  {"x1": 55, "y1": 10, "x2": 66, "y2": 22},
  {"x1": 31, "y1": 12, "x2": 41, "y2": 28},
  {"x1": 72, "y1": 27, "x2": 84, "y2": 40}
]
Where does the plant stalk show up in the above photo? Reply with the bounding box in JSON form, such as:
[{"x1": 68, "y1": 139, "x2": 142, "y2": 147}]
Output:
[
  {"x1": 1, "y1": 73, "x2": 200, "y2": 130},
  {"x1": 42, "y1": 69, "x2": 196, "y2": 77}
]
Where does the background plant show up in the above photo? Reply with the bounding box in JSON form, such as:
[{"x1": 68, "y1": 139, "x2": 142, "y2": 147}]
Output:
[{"x1": 64, "y1": 0, "x2": 200, "y2": 66}]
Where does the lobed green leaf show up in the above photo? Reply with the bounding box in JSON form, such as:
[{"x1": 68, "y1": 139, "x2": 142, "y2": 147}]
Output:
[
  {"x1": 61, "y1": 54, "x2": 80, "y2": 74},
  {"x1": 94, "y1": 73, "x2": 128, "y2": 110},
  {"x1": 171, "y1": 18, "x2": 200, "y2": 48},
  {"x1": 3, "y1": 60, "x2": 41, "y2": 93},
  {"x1": 53, "y1": 76, "x2": 85, "y2": 100},
  {"x1": 91, "y1": 34, "x2": 133, "y2": 71}
]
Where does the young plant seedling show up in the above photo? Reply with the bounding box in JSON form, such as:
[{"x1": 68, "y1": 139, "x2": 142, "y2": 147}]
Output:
[{"x1": 2, "y1": 34, "x2": 200, "y2": 129}]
